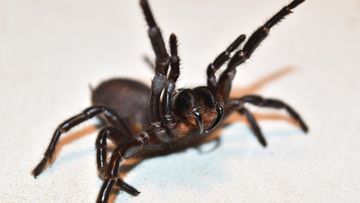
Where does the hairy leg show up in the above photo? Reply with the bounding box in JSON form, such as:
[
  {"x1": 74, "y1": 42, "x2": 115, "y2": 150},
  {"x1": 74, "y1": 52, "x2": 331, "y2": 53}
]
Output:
[
  {"x1": 217, "y1": 0, "x2": 306, "y2": 99},
  {"x1": 162, "y1": 34, "x2": 180, "y2": 130},
  {"x1": 140, "y1": 0, "x2": 169, "y2": 125},
  {"x1": 206, "y1": 34, "x2": 246, "y2": 92}
]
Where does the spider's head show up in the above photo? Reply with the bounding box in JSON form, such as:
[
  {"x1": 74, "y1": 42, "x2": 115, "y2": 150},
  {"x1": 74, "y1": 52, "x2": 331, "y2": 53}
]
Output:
[{"x1": 172, "y1": 87, "x2": 224, "y2": 136}]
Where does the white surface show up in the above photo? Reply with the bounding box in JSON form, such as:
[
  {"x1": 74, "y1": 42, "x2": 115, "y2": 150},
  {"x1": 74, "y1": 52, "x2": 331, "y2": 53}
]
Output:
[{"x1": 1, "y1": 0, "x2": 360, "y2": 202}]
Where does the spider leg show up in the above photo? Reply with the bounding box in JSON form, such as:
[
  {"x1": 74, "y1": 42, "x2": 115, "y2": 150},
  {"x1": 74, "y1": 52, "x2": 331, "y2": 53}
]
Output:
[
  {"x1": 140, "y1": 0, "x2": 178, "y2": 142},
  {"x1": 97, "y1": 178, "x2": 141, "y2": 203},
  {"x1": 140, "y1": 0, "x2": 169, "y2": 123},
  {"x1": 238, "y1": 107, "x2": 267, "y2": 147},
  {"x1": 116, "y1": 178, "x2": 141, "y2": 196},
  {"x1": 140, "y1": 0, "x2": 169, "y2": 71},
  {"x1": 32, "y1": 106, "x2": 132, "y2": 177},
  {"x1": 96, "y1": 127, "x2": 128, "y2": 176},
  {"x1": 140, "y1": 0, "x2": 169, "y2": 122},
  {"x1": 96, "y1": 138, "x2": 145, "y2": 203},
  {"x1": 96, "y1": 127, "x2": 140, "y2": 196},
  {"x1": 217, "y1": 0, "x2": 305, "y2": 99},
  {"x1": 230, "y1": 95, "x2": 309, "y2": 133},
  {"x1": 206, "y1": 34, "x2": 246, "y2": 92},
  {"x1": 162, "y1": 34, "x2": 180, "y2": 129},
  {"x1": 97, "y1": 179, "x2": 116, "y2": 203}
]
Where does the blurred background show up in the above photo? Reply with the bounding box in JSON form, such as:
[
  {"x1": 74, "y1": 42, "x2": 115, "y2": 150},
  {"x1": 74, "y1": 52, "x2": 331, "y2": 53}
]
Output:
[{"x1": 1, "y1": 0, "x2": 360, "y2": 202}]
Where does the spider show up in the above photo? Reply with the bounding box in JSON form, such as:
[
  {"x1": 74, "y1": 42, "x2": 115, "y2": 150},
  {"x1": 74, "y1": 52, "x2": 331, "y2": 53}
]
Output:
[{"x1": 32, "y1": 0, "x2": 308, "y2": 202}]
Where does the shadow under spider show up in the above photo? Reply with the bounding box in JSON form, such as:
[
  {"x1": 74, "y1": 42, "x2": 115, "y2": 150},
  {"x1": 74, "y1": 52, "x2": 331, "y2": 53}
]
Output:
[{"x1": 53, "y1": 65, "x2": 297, "y2": 201}]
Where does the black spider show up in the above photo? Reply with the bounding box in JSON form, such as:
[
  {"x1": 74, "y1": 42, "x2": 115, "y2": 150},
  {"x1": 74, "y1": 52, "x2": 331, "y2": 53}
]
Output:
[{"x1": 32, "y1": 0, "x2": 308, "y2": 202}]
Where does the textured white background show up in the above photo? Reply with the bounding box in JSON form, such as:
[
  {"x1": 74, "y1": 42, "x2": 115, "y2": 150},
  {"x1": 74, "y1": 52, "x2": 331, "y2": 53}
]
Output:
[{"x1": 1, "y1": 0, "x2": 360, "y2": 202}]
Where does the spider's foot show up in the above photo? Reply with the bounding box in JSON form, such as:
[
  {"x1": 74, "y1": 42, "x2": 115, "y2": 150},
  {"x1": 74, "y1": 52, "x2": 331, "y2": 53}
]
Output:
[
  {"x1": 32, "y1": 158, "x2": 48, "y2": 178},
  {"x1": 257, "y1": 134, "x2": 268, "y2": 148},
  {"x1": 116, "y1": 179, "x2": 141, "y2": 196},
  {"x1": 297, "y1": 118, "x2": 309, "y2": 133}
]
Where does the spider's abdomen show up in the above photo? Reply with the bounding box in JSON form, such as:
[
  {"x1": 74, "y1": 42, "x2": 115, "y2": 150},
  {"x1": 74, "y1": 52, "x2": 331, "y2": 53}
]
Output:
[{"x1": 92, "y1": 78, "x2": 151, "y2": 133}]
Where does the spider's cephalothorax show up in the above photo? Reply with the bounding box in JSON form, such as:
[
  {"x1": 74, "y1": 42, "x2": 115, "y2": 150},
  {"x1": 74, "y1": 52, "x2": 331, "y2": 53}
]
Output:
[
  {"x1": 169, "y1": 86, "x2": 224, "y2": 139},
  {"x1": 32, "y1": 0, "x2": 309, "y2": 202}
]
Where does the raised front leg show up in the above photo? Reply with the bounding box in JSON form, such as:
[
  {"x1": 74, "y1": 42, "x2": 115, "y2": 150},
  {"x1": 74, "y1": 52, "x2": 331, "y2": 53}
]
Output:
[
  {"x1": 206, "y1": 34, "x2": 246, "y2": 92},
  {"x1": 140, "y1": 0, "x2": 180, "y2": 142},
  {"x1": 217, "y1": 0, "x2": 306, "y2": 100},
  {"x1": 162, "y1": 34, "x2": 180, "y2": 130},
  {"x1": 140, "y1": 0, "x2": 169, "y2": 124}
]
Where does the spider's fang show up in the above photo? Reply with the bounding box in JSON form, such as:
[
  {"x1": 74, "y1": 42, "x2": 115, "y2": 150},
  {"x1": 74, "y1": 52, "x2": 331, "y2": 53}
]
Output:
[
  {"x1": 206, "y1": 105, "x2": 224, "y2": 133},
  {"x1": 192, "y1": 110, "x2": 204, "y2": 134}
]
